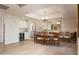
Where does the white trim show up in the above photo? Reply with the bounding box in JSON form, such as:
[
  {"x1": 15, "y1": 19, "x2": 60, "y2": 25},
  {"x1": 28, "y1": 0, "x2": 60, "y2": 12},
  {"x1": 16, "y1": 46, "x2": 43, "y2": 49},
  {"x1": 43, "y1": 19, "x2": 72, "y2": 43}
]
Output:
[{"x1": 5, "y1": 39, "x2": 19, "y2": 45}]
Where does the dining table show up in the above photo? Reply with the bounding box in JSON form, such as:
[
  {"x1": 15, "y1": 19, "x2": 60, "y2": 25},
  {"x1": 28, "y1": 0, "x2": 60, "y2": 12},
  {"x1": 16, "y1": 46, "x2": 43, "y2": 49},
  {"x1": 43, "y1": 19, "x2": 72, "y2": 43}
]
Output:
[{"x1": 34, "y1": 32, "x2": 60, "y2": 45}]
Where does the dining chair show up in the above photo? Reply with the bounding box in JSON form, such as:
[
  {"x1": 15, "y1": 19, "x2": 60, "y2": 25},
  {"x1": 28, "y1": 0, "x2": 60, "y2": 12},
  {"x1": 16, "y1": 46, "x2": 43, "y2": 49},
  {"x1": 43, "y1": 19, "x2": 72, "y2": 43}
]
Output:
[{"x1": 53, "y1": 33, "x2": 60, "y2": 45}]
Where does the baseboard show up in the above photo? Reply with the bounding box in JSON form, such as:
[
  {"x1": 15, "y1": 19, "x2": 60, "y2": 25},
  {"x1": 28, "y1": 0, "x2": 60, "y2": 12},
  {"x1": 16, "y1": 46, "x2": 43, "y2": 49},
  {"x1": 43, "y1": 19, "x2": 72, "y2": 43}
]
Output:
[{"x1": 5, "y1": 40, "x2": 19, "y2": 45}]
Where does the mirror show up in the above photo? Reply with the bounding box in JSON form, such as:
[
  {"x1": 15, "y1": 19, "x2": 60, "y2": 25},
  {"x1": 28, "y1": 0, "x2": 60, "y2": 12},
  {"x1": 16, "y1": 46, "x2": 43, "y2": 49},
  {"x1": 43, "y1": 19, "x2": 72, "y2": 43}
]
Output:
[{"x1": 51, "y1": 20, "x2": 61, "y2": 31}]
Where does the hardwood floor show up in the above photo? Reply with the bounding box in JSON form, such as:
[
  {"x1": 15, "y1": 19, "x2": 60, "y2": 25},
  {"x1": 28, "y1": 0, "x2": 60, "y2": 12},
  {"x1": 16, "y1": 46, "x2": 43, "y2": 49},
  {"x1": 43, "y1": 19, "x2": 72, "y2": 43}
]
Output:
[{"x1": 0, "y1": 40, "x2": 77, "y2": 55}]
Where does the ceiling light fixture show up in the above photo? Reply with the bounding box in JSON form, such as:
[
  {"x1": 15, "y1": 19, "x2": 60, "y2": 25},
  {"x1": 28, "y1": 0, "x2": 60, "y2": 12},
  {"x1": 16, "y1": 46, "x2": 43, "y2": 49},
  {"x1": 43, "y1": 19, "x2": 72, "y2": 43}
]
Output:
[
  {"x1": 56, "y1": 22, "x2": 61, "y2": 24},
  {"x1": 42, "y1": 10, "x2": 48, "y2": 22}
]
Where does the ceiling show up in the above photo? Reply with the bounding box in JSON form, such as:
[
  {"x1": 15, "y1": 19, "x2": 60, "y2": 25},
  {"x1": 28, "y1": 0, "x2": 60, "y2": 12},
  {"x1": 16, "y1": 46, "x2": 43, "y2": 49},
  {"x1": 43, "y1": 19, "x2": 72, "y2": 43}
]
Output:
[{"x1": 0, "y1": 4, "x2": 77, "y2": 20}]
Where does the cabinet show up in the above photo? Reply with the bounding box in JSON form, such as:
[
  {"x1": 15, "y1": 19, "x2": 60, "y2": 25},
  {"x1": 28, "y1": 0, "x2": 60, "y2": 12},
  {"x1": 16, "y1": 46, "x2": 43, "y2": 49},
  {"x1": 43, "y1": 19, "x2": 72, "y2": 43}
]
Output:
[{"x1": 19, "y1": 33, "x2": 24, "y2": 41}]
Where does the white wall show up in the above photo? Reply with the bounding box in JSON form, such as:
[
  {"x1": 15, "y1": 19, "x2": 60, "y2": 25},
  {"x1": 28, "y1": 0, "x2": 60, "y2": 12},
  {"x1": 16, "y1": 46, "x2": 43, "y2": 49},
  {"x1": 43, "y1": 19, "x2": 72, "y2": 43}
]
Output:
[
  {"x1": 3, "y1": 15, "x2": 43, "y2": 42},
  {"x1": 4, "y1": 14, "x2": 20, "y2": 44},
  {"x1": 19, "y1": 20, "x2": 28, "y2": 28},
  {"x1": 62, "y1": 18, "x2": 77, "y2": 32},
  {"x1": 19, "y1": 19, "x2": 31, "y2": 39},
  {"x1": 0, "y1": 11, "x2": 5, "y2": 43},
  {"x1": 38, "y1": 18, "x2": 77, "y2": 32},
  {"x1": 0, "y1": 17, "x2": 3, "y2": 42},
  {"x1": 24, "y1": 17, "x2": 77, "y2": 33},
  {"x1": 0, "y1": 12, "x2": 34, "y2": 44},
  {"x1": 21, "y1": 16, "x2": 44, "y2": 39},
  {"x1": 0, "y1": 11, "x2": 23, "y2": 44}
]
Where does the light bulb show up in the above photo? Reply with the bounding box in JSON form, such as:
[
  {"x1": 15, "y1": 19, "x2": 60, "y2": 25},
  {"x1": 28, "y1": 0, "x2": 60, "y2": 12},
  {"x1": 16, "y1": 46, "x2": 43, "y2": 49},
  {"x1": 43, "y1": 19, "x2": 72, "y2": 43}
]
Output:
[
  {"x1": 56, "y1": 22, "x2": 60, "y2": 24},
  {"x1": 42, "y1": 16, "x2": 48, "y2": 19},
  {"x1": 45, "y1": 16, "x2": 48, "y2": 19}
]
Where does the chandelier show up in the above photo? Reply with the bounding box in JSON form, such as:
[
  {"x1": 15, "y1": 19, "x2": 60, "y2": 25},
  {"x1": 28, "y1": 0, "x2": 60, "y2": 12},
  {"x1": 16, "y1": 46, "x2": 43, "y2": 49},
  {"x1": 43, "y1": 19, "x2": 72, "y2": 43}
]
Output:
[{"x1": 42, "y1": 10, "x2": 48, "y2": 22}]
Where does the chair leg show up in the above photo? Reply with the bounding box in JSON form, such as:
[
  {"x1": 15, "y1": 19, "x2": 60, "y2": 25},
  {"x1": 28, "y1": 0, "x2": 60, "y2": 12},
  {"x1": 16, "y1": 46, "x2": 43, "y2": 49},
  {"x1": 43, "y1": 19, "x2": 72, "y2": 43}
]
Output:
[
  {"x1": 53, "y1": 40, "x2": 60, "y2": 46},
  {"x1": 49, "y1": 39, "x2": 53, "y2": 45}
]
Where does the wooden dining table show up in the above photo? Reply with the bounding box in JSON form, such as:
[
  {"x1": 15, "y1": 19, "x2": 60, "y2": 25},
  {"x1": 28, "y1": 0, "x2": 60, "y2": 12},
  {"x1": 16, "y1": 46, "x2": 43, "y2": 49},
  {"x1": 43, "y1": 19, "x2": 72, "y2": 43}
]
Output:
[{"x1": 34, "y1": 33, "x2": 60, "y2": 45}]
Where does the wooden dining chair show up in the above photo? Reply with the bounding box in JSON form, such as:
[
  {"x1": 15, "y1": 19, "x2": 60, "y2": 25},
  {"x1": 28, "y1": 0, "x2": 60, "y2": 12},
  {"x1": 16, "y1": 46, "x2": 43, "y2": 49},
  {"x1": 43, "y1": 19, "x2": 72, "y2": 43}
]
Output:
[
  {"x1": 53, "y1": 33, "x2": 60, "y2": 45},
  {"x1": 63, "y1": 32, "x2": 71, "y2": 42},
  {"x1": 48, "y1": 32, "x2": 54, "y2": 45}
]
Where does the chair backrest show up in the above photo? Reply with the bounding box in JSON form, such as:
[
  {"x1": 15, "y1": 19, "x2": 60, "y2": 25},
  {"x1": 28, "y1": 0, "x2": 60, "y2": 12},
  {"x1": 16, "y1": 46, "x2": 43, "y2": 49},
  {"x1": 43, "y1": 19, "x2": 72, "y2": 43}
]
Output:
[
  {"x1": 59, "y1": 32, "x2": 63, "y2": 36},
  {"x1": 49, "y1": 32, "x2": 59, "y2": 38},
  {"x1": 64, "y1": 32, "x2": 70, "y2": 36}
]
